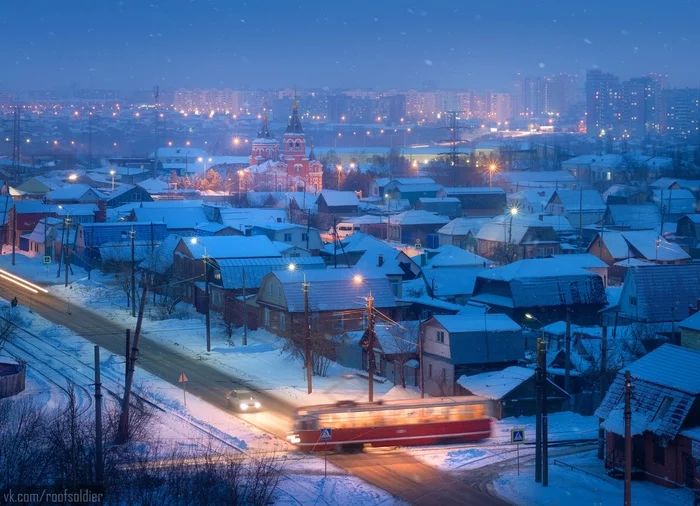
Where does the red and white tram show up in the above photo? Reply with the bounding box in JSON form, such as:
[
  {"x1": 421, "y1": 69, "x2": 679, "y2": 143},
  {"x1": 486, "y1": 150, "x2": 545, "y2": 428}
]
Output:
[{"x1": 288, "y1": 397, "x2": 493, "y2": 451}]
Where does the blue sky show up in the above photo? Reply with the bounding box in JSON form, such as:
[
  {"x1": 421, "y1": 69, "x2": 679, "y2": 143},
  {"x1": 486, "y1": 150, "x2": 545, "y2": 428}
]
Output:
[{"x1": 2, "y1": 0, "x2": 699, "y2": 91}]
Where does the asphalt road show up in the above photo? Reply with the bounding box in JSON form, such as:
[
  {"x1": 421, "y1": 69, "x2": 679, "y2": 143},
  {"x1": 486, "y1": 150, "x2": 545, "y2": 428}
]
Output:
[{"x1": 2, "y1": 274, "x2": 506, "y2": 505}]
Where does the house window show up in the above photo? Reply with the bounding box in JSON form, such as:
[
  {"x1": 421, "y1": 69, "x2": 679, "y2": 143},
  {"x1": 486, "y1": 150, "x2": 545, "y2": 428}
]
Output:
[
  {"x1": 333, "y1": 312, "x2": 344, "y2": 331},
  {"x1": 269, "y1": 283, "x2": 274, "y2": 295},
  {"x1": 629, "y1": 296, "x2": 637, "y2": 307},
  {"x1": 295, "y1": 141, "x2": 301, "y2": 151},
  {"x1": 133, "y1": 193, "x2": 141, "y2": 201},
  {"x1": 284, "y1": 233, "x2": 292, "y2": 242},
  {"x1": 214, "y1": 271, "x2": 221, "y2": 280},
  {"x1": 264, "y1": 307, "x2": 270, "y2": 327},
  {"x1": 301, "y1": 233, "x2": 308, "y2": 242},
  {"x1": 212, "y1": 291, "x2": 223, "y2": 307},
  {"x1": 390, "y1": 280, "x2": 400, "y2": 297},
  {"x1": 653, "y1": 436, "x2": 666, "y2": 465},
  {"x1": 428, "y1": 363, "x2": 432, "y2": 378},
  {"x1": 436, "y1": 331, "x2": 445, "y2": 344},
  {"x1": 279, "y1": 312, "x2": 286, "y2": 331}
]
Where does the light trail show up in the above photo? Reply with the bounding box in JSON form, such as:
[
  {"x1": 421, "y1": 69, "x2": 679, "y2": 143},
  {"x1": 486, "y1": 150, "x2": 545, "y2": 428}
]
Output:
[
  {"x1": 0, "y1": 274, "x2": 39, "y2": 294},
  {"x1": 0, "y1": 268, "x2": 49, "y2": 293}
]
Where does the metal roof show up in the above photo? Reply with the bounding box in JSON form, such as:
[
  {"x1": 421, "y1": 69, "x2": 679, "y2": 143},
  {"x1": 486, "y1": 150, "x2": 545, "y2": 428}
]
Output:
[{"x1": 216, "y1": 257, "x2": 325, "y2": 290}]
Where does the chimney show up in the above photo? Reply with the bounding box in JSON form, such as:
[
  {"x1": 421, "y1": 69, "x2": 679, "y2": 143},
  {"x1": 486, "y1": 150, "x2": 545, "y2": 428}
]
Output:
[{"x1": 378, "y1": 254, "x2": 384, "y2": 267}]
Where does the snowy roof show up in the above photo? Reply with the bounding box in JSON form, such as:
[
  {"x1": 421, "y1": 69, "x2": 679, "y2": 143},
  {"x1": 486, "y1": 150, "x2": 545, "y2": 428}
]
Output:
[
  {"x1": 216, "y1": 257, "x2": 325, "y2": 290},
  {"x1": 624, "y1": 264, "x2": 700, "y2": 322},
  {"x1": 375, "y1": 177, "x2": 436, "y2": 187},
  {"x1": 372, "y1": 321, "x2": 420, "y2": 355},
  {"x1": 549, "y1": 189, "x2": 607, "y2": 212},
  {"x1": 473, "y1": 259, "x2": 608, "y2": 308},
  {"x1": 151, "y1": 147, "x2": 207, "y2": 159},
  {"x1": 137, "y1": 178, "x2": 171, "y2": 195},
  {"x1": 492, "y1": 171, "x2": 576, "y2": 185},
  {"x1": 431, "y1": 313, "x2": 521, "y2": 334},
  {"x1": 139, "y1": 234, "x2": 180, "y2": 273},
  {"x1": 457, "y1": 366, "x2": 535, "y2": 400},
  {"x1": 437, "y1": 217, "x2": 491, "y2": 237},
  {"x1": 270, "y1": 269, "x2": 398, "y2": 312},
  {"x1": 602, "y1": 185, "x2": 646, "y2": 202},
  {"x1": 426, "y1": 245, "x2": 491, "y2": 268},
  {"x1": 679, "y1": 311, "x2": 700, "y2": 332},
  {"x1": 652, "y1": 189, "x2": 697, "y2": 215},
  {"x1": 422, "y1": 267, "x2": 484, "y2": 297},
  {"x1": 396, "y1": 278, "x2": 465, "y2": 312},
  {"x1": 549, "y1": 254, "x2": 608, "y2": 270},
  {"x1": 594, "y1": 230, "x2": 690, "y2": 262},
  {"x1": 508, "y1": 189, "x2": 555, "y2": 212},
  {"x1": 55, "y1": 203, "x2": 99, "y2": 217},
  {"x1": 219, "y1": 207, "x2": 288, "y2": 229},
  {"x1": 45, "y1": 184, "x2": 105, "y2": 202},
  {"x1": 390, "y1": 210, "x2": 450, "y2": 226},
  {"x1": 417, "y1": 197, "x2": 461, "y2": 204},
  {"x1": 391, "y1": 182, "x2": 444, "y2": 193},
  {"x1": 321, "y1": 232, "x2": 390, "y2": 256},
  {"x1": 475, "y1": 214, "x2": 559, "y2": 244},
  {"x1": 440, "y1": 187, "x2": 505, "y2": 196},
  {"x1": 183, "y1": 235, "x2": 282, "y2": 260},
  {"x1": 132, "y1": 206, "x2": 209, "y2": 230},
  {"x1": 355, "y1": 246, "x2": 407, "y2": 276},
  {"x1": 606, "y1": 204, "x2": 661, "y2": 230},
  {"x1": 596, "y1": 344, "x2": 700, "y2": 438},
  {"x1": 317, "y1": 190, "x2": 360, "y2": 208},
  {"x1": 194, "y1": 222, "x2": 234, "y2": 234}
]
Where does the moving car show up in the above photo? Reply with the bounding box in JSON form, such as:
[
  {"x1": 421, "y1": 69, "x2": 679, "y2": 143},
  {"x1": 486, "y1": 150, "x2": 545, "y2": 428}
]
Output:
[{"x1": 226, "y1": 389, "x2": 262, "y2": 412}]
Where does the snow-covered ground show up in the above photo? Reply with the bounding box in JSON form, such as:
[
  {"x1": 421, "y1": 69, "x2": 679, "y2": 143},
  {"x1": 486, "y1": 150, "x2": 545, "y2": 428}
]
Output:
[
  {"x1": 493, "y1": 450, "x2": 694, "y2": 506},
  {"x1": 1, "y1": 290, "x2": 404, "y2": 505},
  {"x1": 1, "y1": 250, "x2": 395, "y2": 411},
  {"x1": 409, "y1": 411, "x2": 599, "y2": 471}
]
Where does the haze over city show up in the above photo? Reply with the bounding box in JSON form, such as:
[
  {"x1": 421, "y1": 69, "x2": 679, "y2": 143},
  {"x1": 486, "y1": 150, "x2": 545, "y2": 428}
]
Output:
[
  {"x1": 1, "y1": 2, "x2": 700, "y2": 506},
  {"x1": 2, "y1": 0, "x2": 700, "y2": 91}
]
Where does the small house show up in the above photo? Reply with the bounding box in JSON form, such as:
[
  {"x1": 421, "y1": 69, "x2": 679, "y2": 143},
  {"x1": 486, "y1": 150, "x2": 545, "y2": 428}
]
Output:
[
  {"x1": 420, "y1": 314, "x2": 524, "y2": 396},
  {"x1": 315, "y1": 190, "x2": 360, "y2": 215},
  {"x1": 457, "y1": 366, "x2": 569, "y2": 419},
  {"x1": 436, "y1": 187, "x2": 506, "y2": 217}
]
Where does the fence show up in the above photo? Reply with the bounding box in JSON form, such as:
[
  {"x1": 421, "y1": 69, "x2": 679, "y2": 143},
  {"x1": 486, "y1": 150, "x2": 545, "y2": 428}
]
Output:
[{"x1": 0, "y1": 362, "x2": 26, "y2": 398}]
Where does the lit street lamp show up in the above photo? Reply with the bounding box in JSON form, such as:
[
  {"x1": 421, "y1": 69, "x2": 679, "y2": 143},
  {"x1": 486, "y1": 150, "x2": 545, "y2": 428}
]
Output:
[
  {"x1": 354, "y1": 274, "x2": 376, "y2": 402},
  {"x1": 489, "y1": 163, "x2": 497, "y2": 187},
  {"x1": 191, "y1": 237, "x2": 211, "y2": 352},
  {"x1": 110, "y1": 169, "x2": 116, "y2": 191},
  {"x1": 336, "y1": 165, "x2": 342, "y2": 191}
]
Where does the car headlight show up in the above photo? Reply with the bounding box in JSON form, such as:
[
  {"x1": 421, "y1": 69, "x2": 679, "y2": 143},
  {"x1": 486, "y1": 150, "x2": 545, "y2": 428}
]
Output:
[
  {"x1": 254, "y1": 402, "x2": 261, "y2": 409},
  {"x1": 240, "y1": 403, "x2": 249, "y2": 410}
]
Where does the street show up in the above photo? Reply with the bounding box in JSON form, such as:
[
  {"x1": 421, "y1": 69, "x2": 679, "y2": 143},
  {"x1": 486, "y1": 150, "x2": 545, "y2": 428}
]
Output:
[{"x1": 0, "y1": 273, "x2": 505, "y2": 505}]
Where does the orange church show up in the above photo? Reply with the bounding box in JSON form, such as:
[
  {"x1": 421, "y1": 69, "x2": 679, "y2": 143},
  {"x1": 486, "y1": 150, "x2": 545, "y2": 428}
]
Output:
[{"x1": 243, "y1": 99, "x2": 323, "y2": 194}]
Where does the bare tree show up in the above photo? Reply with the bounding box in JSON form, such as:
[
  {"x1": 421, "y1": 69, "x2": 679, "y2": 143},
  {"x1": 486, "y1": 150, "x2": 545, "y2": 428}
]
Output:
[
  {"x1": 0, "y1": 306, "x2": 22, "y2": 352},
  {"x1": 281, "y1": 319, "x2": 336, "y2": 377},
  {"x1": 388, "y1": 324, "x2": 419, "y2": 388},
  {"x1": 214, "y1": 313, "x2": 236, "y2": 347}
]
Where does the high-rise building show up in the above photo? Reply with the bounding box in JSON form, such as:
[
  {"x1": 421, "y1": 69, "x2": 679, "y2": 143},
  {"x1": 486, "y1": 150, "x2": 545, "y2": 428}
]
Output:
[
  {"x1": 662, "y1": 88, "x2": 700, "y2": 139},
  {"x1": 585, "y1": 69, "x2": 621, "y2": 137},
  {"x1": 621, "y1": 77, "x2": 663, "y2": 138},
  {"x1": 486, "y1": 91, "x2": 514, "y2": 123}
]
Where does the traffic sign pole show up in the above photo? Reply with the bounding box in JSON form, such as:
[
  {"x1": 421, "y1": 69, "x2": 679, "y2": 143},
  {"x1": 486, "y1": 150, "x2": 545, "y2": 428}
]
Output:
[{"x1": 179, "y1": 372, "x2": 188, "y2": 406}]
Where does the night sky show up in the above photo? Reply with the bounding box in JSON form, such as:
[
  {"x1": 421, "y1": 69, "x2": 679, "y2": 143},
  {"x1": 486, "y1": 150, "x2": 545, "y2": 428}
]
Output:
[{"x1": 2, "y1": 0, "x2": 699, "y2": 91}]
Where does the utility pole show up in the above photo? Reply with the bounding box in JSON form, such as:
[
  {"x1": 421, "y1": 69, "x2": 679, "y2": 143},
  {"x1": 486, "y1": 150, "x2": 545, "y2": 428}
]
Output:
[
  {"x1": 564, "y1": 307, "x2": 572, "y2": 394},
  {"x1": 11, "y1": 206, "x2": 16, "y2": 266},
  {"x1": 125, "y1": 329, "x2": 130, "y2": 380},
  {"x1": 367, "y1": 293, "x2": 375, "y2": 402},
  {"x1": 203, "y1": 254, "x2": 211, "y2": 352},
  {"x1": 93, "y1": 345, "x2": 104, "y2": 485},
  {"x1": 64, "y1": 216, "x2": 71, "y2": 288},
  {"x1": 117, "y1": 281, "x2": 148, "y2": 444},
  {"x1": 541, "y1": 338, "x2": 549, "y2": 487},
  {"x1": 242, "y1": 267, "x2": 247, "y2": 346},
  {"x1": 88, "y1": 112, "x2": 93, "y2": 170},
  {"x1": 419, "y1": 329, "x2": 425, "y2": 399},
  {"x1": 303, "y1": 275, "x2": 312, "y2": 394},
  {"x1": 624, "y1": 370, "x2": 632, "y2": 506},
  {"x1": 130, "y1": 228, "x2": 136, "y2": 317},
  {"x1": 11, "y1": 106, "x2": 21, "y2": 186},
  {"x1": 598, "y1": 325, "x2": 608, "y2": 460},
  {"x1": 535, "y1": 337, "x2": 543, "y2": 483},
  {"x1": 577, "y1": 185, "x2": 583, "y2": 252}
]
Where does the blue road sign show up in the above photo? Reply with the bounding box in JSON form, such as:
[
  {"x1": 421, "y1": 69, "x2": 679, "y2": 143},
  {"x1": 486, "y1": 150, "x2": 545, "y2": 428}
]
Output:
[
  {"x1": 511, "y1": 428, "x2": 525, "y2": 444},
  {"x1": 320, "y1": 427, "x2": 333, "y2": 441}
]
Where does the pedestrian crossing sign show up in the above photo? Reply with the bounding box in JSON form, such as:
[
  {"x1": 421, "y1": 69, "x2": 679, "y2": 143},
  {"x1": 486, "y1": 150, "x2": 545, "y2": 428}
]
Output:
[
  {"x1": 43, "y1": 256, "x2": 52, "y2": 264},
  {"x1": 320, "y1": 427, "x2": 332, "y2": 440},
  {"x1": 511, "y1": 428, "x2": 525, "y2": 444}
]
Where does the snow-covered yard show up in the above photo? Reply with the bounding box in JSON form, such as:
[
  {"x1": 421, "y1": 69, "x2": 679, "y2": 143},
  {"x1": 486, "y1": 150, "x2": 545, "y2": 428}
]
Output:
[
  {"x1": 493, "y1": 450, "x2": 694, "y2": 506},
  {"x1": 2, "y1": 294, "x2": 404, "y2": 505},
  {"x1": 1, "y1": 250, "x2": 395, "y2": 410}
]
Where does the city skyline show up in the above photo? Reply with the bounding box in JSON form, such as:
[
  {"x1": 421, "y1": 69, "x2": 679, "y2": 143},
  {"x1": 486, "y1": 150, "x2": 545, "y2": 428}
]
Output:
[{"x1": 2, "y1": 0, "x2": 699, "y2": 92}]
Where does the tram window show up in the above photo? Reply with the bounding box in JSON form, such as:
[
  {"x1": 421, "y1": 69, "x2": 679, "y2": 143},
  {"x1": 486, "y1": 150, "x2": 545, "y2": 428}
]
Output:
[{"x1": 473, "y1": 403, "x2": 485, "y2": 418}]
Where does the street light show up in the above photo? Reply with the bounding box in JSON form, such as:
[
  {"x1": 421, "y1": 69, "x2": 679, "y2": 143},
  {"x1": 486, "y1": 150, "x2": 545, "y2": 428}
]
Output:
[
  {"x1": 526, "y1": 312, "x2": 548, "y2": 484},
  {"x1": 109, "y1": 169, "x2": 116, "y2": 191},
  {"x1": 68, "y1": 174, "x2": 78, "y2": 182},
  {"x1": 336, "y1": 165, "x2": 342, "y2": 191},
  {"x1": 58, "y1": 206, "x2": 71, "y2": 288},
  {"x1": 489, "y1": 163, "x2": 497, "y2": 187},
  {"x1": 354, "y1": 274, "x2": 376, "y2": 402},
  {"x1": 289, "y1": 263, "x2": 312, "y2": 394}
]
